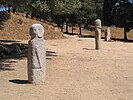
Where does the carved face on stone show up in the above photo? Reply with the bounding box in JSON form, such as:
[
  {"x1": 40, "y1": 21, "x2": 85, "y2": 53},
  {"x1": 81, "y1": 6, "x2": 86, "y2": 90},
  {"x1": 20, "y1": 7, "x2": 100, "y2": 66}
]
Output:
[{"x1": 30, "y1": 24, "x2": 44, "y2": 39}]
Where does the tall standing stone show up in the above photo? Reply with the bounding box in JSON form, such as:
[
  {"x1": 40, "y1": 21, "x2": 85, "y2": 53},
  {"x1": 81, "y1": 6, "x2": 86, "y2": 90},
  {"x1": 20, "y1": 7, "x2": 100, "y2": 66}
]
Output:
[
  {"x1": 95, "y1": 19, "x2": 101, "y2": 50},
  {"x1": 28, "y1": 24, "x2": 45, "y2": 84},
  {"x1": 105, "y1": 27, "x2": 111, "y2": 41}
]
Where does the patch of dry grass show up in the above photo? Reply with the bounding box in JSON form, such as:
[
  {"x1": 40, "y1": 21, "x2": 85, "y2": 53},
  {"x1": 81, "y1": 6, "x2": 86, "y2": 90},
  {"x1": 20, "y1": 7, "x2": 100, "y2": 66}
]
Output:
[
  {"x1": 110, "y1": 27, "x2": 133, "y2": 40},
  {"x1": 0, "y1": 13, "x2": 65, "y2": 40},
  {"x1": 0, "y1": 13, "x2": 132, "y2": 41},
  {"x1": 67, "y1": 25, "x2": 133, "y2": 40}
]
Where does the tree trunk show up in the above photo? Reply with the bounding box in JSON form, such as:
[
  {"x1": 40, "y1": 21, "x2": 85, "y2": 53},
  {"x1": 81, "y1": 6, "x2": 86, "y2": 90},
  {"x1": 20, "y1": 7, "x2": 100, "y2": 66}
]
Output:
[
  {"x1": 13, "y1": 6, "x2": 16, "y2": 14},
  {"x1": 66, "y1": 22, "x2": 68, "y2": 34},
  {"x1": 79, "y1": 23, "x2": 82, "y2": 35},
  {"x1": 57, "y1": 22, "x2": 60, "y2": 27},
  {"x1": 124, "y1": 27, "x2": 128, "y2": 41},
  {"x1": 61, "y1": 18, "x2": 64, "y2": 32},
  {"x1": 72, "y1": 22, "x2": 74, "y2": 34},
  {"x1": 8, "y1": 5, "x2": 11, "y2": 13},
  {"x1": 26, "y1": 13, "x2": 29, "y2": 18},
  {"x1": 123, "y1": 0, "x2": 128, "y2": 41},
  {"x1": 31, "y1": 13, "x2": 34, "y2": 19}
]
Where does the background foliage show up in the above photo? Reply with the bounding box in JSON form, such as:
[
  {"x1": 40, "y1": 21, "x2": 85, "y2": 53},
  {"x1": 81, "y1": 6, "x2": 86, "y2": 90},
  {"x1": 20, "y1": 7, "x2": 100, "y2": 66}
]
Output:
[{"x1": 0, "y1": 0, "x2": 133, "y2": 40}]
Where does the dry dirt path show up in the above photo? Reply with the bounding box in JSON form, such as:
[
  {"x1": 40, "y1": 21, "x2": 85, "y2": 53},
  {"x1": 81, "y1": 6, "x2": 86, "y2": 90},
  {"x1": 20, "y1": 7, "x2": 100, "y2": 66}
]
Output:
[{"x1": 0, "y1": 36, "x2": 133, "y2": 100}]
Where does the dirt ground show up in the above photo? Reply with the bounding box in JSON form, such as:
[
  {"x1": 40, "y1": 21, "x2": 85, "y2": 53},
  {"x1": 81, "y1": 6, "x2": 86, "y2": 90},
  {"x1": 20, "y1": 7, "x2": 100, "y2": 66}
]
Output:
[{"x1": 0, "y1": 36, "x2": 133, "y2": 100}]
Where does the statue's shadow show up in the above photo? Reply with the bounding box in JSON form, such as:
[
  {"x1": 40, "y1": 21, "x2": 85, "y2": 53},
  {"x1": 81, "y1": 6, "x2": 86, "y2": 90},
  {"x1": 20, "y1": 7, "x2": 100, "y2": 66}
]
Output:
[
  {"x1": 0, "y1": 41, "x2": 27, "y2": 71},
  {"x1": 9, "y1": 79, "x2": 29, "y2": 84}
]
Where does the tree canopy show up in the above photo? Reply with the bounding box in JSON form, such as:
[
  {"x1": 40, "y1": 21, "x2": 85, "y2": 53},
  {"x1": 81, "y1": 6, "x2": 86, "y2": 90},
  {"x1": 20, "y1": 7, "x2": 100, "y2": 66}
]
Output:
[
  {"x1": 0, "y1": 0, "x2": 133, "y2": 39},
  {"x1": 0, "y1": 0, "x2": 104, "y2": 25},
  {"x1": 103, "y1": 0, "x2": 133, "y2": 40}
]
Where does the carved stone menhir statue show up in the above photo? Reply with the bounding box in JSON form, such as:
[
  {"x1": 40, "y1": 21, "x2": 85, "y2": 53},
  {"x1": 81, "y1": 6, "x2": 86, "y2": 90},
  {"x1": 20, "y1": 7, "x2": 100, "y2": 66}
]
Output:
[
  {"x1": 105, "y1": 27, "x2": 111, "y2": 42},
  {"x1": 28, "y1": 24, "x2": 45, "y2": 84},
  {"x1": 95, "y1": 19, "x2": 101, "y2": 50}
]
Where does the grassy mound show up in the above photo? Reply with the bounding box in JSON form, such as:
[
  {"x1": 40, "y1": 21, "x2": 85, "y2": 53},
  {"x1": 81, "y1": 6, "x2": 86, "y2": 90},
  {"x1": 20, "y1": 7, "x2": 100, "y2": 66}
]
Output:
[{"x1": 0, "y1": 13, "x2": 65, "y2": 40}]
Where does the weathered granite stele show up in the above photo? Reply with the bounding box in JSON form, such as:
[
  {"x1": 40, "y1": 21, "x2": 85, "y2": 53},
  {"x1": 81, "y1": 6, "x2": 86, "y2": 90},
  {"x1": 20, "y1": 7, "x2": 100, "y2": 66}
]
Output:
[
  {"x1": 95, "y1": 19, "x2": 101, "y2": 50},
  {"x1": 105, "y1": 27, "x2": 111, "y2": 41},
  {"x1": 28, "y1": 24, "x2": 45, "y2": 84}
]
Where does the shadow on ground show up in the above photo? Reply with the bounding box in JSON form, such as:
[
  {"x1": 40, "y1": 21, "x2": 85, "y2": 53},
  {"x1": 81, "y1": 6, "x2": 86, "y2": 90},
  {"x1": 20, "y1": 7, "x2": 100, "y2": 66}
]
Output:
[
  {"x1": 0, "y1": 40, "x2": 20, "y2": 43},
  {"x1": 9, "y1": 79, "x2": 29, "y2": 84},
  {"x1": 111, "y1": 38, "x2": 133, "y2": 43},
  {"x1": 0, "y1": 59, "x2": 17, "y2": 71},
  {"x1": 0, "y1": 40, "x2": 57, "y2": 71},
  {"x1": 0, "y1": 40, "x2": 27, "y2": 71},
  {"x1": 46, "y1": 50, "x2": 57, "y2": 56},
  {"x1": 82, "y1": 48, "x2": 95, "y2": 50},
  {"x1": 0, "y1": 12, "x2": 10, "y2": 30},
  {"x1": 64, "y1": 32, "x2": 80, "y2": 36}
]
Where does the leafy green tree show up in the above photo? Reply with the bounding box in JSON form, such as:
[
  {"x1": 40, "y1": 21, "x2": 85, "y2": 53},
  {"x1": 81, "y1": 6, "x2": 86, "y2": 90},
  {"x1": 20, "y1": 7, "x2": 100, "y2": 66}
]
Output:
[
  {"x1": 103, "y1": 0, "x2": 133, "y2": 41},
  {"x1": 114, "y1": 0, "x2": 133, "y2": 40},
  {"x1": 92, "y1": 0, "x2": 104, "y2": 20},
  {"x1": 49, "y1": 0, "x2": 82, "y2": 33},
  {"x1": 0, "y1": 0, "x2": 105, "y2": 35},
  {"x1": 79, "y1": 0, "x2": 96, "y2": 24},
  {"x1": 103, "y1": 0, "x2": 115, "y2": 26},
  {"x1": 30, "y1": 0, "x2": 50, "y2": 19}
]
